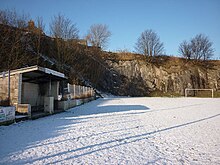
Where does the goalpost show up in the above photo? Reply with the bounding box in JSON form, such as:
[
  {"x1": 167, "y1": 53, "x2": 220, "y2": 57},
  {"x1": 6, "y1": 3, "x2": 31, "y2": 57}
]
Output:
[{"x1": 185, "y1": 88, "x2": 214, "y2": 98}]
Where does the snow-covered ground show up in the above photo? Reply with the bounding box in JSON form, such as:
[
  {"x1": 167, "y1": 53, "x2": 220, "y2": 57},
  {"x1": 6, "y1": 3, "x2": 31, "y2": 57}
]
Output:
[{"x1": 0, "y1": 97, "x2": 220, "y2": 164}]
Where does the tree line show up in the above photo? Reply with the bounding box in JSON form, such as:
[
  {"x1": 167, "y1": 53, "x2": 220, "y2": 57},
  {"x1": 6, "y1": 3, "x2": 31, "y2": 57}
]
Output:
[
  {"x1": 0, "y1": 8, "x2": 216, "y2": 62},
  {"x1": 0, "y1": 8, "x2": 114, "y2": 87}
]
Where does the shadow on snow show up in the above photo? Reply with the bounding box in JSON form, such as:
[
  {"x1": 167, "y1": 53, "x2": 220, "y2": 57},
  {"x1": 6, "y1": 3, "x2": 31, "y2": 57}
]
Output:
[
  {"x1": 0, "y1": 98, "x2": 218, "y2": 164},
  {"x1": 28, "y1": 113, "x2": 220, "y2": 164}
]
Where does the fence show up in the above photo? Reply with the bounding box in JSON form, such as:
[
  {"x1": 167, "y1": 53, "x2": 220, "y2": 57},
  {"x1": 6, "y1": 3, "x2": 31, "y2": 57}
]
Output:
[
  {"x1": 67, "y1": 84, "x2": 95, "y2": 99},
  {"x1": 185, "y1": 88, "x2": 214, "y2": 98}
]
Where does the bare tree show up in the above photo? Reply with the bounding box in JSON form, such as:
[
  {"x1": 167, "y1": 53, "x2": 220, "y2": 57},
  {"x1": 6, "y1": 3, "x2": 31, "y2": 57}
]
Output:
[
  {"x1": 0, "y1": 9, "x2": 35, "y2": 70},
  {"x1": 35, "y1": 16, "x2": 45, "y2": 32},
  {"x1": 0, "y1": 8, "x2": 30, "y2": 28},
  {"x1": 49, "y1": 13, "x2": 79, "y2": 71},
  {"x1": 179, "y1": 40, "x2": 191, "y2": 60},
  {"x1": 135, "y1": 29, "x2": 164, "y2": 57},
  {"x1": 191, "y1": 34, "x2": 214, "y2": 60},
  {"x1": 33, "y1": 16, "x2": 45, "y2": 64},
  {"x1": 0, "y1": 24, "x2": 34, "y2": 70},
  {"x1": 86, "y1": 24, "x2": 111, "y2": 49},
  {"x1": 179, "y1": 34, "x2": 214, "y2": 60},
  {"x1": 50, "y1": 13, "x2": 78, "y2": 40}
]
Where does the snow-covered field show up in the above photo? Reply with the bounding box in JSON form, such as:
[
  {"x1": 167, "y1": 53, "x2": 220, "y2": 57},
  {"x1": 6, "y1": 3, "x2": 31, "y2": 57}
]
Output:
[{"x1": 0, "y1": 97, "x2": 220, "y2": 164}]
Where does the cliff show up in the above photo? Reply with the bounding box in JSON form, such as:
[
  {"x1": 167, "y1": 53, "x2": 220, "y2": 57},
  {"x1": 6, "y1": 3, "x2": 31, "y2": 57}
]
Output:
[{"x1": 103, "y1": 54, "x2": 220, "y2": 97}]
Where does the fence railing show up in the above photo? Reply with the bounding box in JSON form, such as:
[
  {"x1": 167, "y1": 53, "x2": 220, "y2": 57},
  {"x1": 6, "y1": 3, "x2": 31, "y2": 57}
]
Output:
[
  {"x1": 67, "y1": 84, "x2": 95, "y2": 99},
  {"x1": 185, "y1": 88, "x2": 214, "y2": 98}
]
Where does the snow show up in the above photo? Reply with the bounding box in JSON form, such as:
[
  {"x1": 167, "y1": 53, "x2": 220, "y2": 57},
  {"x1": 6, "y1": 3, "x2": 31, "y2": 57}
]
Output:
[
  {"x1": 15, "y1": 115, "x2": 27, "y2": 119},
  {"x1": 0, "y1": 97, "x2": 220, "y2": 164}
]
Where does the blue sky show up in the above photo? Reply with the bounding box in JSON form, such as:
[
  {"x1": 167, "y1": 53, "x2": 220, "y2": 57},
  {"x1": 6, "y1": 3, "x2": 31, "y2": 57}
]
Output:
[{"x1": 1, "y1": 0, "x2": 220, "y2": 58}]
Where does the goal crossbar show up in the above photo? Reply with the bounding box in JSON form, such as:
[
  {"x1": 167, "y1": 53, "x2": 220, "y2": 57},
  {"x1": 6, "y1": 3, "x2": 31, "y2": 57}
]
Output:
[{"x1": 185, "y1": 88, "x2": 214, "y2": 98}]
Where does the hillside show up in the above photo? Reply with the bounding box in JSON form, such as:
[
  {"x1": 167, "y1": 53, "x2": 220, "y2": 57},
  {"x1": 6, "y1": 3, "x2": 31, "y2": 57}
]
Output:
[
  {"x1": 104, "y1": 53, "x2": 220, "y2": 96},
  {"x1": 0, "y1": 24, "x2": 220, "y2": 97}
]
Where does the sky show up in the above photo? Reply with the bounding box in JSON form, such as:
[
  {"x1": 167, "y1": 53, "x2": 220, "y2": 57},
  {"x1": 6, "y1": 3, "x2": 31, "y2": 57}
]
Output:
[{"x1": 0, "y1": 0, "x2": 220, "y2": 58}]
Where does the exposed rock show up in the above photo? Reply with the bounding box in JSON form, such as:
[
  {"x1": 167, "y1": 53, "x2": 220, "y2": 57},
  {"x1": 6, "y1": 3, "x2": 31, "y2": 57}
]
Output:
[{"x1": 105, "y1": 59, "x2": 220, "y2": 96}]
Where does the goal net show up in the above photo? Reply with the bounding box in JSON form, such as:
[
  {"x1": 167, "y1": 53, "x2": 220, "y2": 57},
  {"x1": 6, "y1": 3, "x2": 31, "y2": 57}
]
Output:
[{"x1": 185, "y1": 88, "x2": 214, "y2": 98}]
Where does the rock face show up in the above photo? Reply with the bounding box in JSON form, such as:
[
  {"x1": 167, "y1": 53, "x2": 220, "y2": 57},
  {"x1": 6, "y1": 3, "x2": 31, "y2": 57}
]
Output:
[{"x1": 105, "y1": 58, "x2": 220, "y2": 96}]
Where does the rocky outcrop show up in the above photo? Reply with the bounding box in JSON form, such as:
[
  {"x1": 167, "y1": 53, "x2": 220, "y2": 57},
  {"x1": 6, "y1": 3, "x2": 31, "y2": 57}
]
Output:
[
  {"x1": 1, "y1": 24, "x2": 219, "y2": 97},
  {"x1": 105, "y1": 59, "x2": 220, "y2": 96}
]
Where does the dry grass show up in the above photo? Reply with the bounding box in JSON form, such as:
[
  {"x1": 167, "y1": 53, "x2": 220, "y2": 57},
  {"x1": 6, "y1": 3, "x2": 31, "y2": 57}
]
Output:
[
  {"x1": 186, "y1": 90, "x2": 220, "y2": 98},
  {"x1": 149, "y1": 90, "x2": 182, "y2": 97}
]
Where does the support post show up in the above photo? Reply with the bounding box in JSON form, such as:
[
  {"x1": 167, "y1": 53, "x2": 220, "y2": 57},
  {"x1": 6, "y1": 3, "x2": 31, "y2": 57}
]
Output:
[
  {"x1": 8, "y1": 70, "x2": 10, "y2": 105},
  {"x1": 49, "y1": 77, "x2": 51, "y2": 96},
  {"x1": 67, "y1": 83, "x2": 70, "y2": 93},
  {"x1": 185, "y1": 88, "x2": 187, "y2": 97},
  {"x1": 73, "y1": 84, "x2": 75, "y2": 99}
]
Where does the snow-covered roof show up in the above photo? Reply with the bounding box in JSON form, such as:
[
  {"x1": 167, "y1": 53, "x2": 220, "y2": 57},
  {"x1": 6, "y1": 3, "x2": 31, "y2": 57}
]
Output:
[{"x1": 0, "y1": 65, "x2": 66, "y2": 79}]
